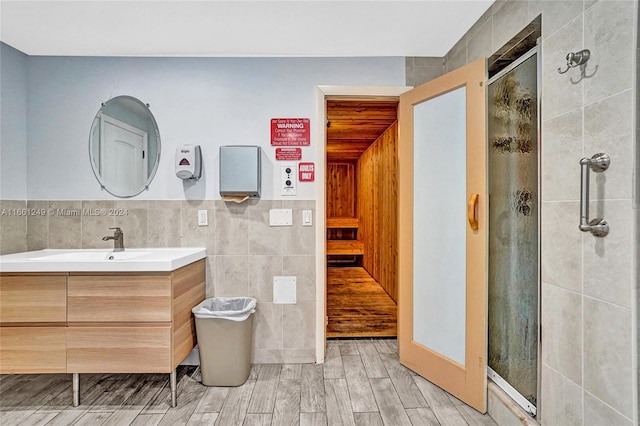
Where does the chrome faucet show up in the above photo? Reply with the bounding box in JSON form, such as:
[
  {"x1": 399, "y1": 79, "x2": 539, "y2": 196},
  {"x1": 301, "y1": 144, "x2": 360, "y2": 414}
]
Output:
[{"x1": 102, "y1": 227, "x2": 125, "y2": 252}]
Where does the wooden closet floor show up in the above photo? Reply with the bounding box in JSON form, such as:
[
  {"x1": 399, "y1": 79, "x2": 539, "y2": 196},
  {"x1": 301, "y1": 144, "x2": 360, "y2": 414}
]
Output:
[{"x1": 327, "y1": 267, "x2": 397, "y2": 338}]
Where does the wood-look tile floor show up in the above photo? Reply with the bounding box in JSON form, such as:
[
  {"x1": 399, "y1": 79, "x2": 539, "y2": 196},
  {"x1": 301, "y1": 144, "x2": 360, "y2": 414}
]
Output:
[
  {"x1": 327, "y1": 267, "x2": 397, "y2": 338},
  {"x1": 0, "y1": 339, "x2": 496, "y2": 426}
]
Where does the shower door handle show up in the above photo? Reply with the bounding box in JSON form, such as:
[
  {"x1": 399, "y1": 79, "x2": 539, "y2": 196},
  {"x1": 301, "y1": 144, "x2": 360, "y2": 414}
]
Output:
[
  {"x1": 579, "y1": 153, "x2": 610, "y2": 237},
  {"x1": 468, "y1": 193, "x2": 479, "y2": 231}
]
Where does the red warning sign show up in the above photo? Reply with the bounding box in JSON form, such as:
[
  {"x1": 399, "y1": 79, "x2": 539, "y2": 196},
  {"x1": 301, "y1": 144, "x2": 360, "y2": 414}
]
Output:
[
  {"x1": 275, "y1": 147, "x2": 302, "y2": 161},
  {"x1": 298, "y1": 162, "x2": 315, "y2": 182},
  {"x1": 271, "y1": 118, "x2": 310, "y2": 146}
]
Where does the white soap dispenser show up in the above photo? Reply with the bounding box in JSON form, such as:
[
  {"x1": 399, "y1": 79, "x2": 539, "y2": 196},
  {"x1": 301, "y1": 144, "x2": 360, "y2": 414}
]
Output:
[{"x1": 175, "y1": 145, "x2": 202, "y2": 180}]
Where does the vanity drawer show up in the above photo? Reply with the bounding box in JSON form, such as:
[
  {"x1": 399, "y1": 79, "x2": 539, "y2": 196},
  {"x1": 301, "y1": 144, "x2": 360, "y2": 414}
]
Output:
[
  {"x1": 68, "y1": 274, "x2": 171, "y2": 322},
  {"x1": 67, "y1": 324, "x2": 171, "y2": 373},
  {"x1": 0, "y1": 274, "x2": 67, "y2": 323},
  {"x1": 0, "y1": 326, "x2": 66, "y2": 373}
]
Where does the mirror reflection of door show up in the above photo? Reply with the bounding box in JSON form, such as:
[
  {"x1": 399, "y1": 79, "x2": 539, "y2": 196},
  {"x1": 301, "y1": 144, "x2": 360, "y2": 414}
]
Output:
[{"x1": 100, "y1": 114, "x2": 148, "y2": 197}]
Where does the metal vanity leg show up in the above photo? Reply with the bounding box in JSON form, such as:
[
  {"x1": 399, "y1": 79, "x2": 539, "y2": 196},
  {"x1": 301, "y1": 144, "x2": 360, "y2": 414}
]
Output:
[
  {"x1": 72, "y1": 373, "x2": 80, "y2": 407},
  {"x1": 170, "y1": 369, "x2": 177, "y2": 408}
]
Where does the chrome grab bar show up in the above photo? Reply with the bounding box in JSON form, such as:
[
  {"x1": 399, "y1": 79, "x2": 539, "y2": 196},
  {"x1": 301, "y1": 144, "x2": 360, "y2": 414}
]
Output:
[{"x1": 579, "y1": 153, "x2": 610, "y2": 237}]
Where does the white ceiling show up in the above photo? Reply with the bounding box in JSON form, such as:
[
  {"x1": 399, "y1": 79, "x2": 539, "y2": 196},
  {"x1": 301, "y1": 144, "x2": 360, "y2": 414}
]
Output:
[{"x1": 0, "y1": 1, "x2": 493, "y2": 58}]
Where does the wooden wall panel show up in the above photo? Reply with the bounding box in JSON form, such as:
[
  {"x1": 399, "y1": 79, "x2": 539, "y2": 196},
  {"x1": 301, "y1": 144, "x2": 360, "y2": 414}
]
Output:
[
  {"x1": 356, "y1": 122, "x2": 398, "y2": 302},
  {"x1": 326, "y1": 162, "x2": 356, "y2": 218}
]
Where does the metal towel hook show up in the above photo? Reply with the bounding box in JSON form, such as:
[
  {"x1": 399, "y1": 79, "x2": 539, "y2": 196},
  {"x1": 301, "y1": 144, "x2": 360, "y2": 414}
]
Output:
[
  {"x1": 579, "y1": 153, "x2": 610, "y2": 237},
  {"x1": 558, "y1": 49, "x2": 591, "y2": 74}
]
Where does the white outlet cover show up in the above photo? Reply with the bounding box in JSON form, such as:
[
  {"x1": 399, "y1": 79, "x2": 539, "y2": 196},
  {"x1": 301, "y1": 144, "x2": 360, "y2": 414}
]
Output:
[
  {"x1": 269, "y1": 208, "x2": 293, "y2": 226},
  {"x1": 197, "y1": 209, "x2": 208, "y2": 226},
  {"x1": 273, "y1": 276, "x2": 296, "y2": 304}
]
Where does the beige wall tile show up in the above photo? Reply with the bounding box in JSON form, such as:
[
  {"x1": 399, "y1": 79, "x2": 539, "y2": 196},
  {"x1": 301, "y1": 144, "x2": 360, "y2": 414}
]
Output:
[
  {"x1": 214, "y1": 255, "x2": 249, "y2": 297},
  {"x1": 282, "y1": 348, "x2": 315, "y2": 364},
  {"x1": 584, "y1": 90, "x2": 634, "y2": 200},
  {"x1": 47, "y1": 200, "x2": 82, "y2": 249},
  {"x1": 115, "y1": 207, "x2": 148, "y2": 248},
  {"x1": 542, "y1": 201, "x2": 583, "y2": 292},
  {"x1": 583, "y1": 1, "x2": 635, "y2": 105},
  {"x1": 583, "y1": 200, "x2": 633, "y2": 307},
  {"x1": 583, "y1": 392, "x2": 632, "y2": 426},
  {"x1": 215, "y1": 203, "x2": 248, "y2": 255},
  {"x1": 583, "y1": 297, "x2": 633, "y2": 418},
  {"x1": 405, "y1": 57, "x2": 415, "y2": 86},
  {"x1": 529, "y1": 1, "x2": 583, "y2": 38},
  {"x1": 248, "y1": 209, "x2": 283, "y2": 255},
  {"x1": 282, "y1": 302, "x2": 315, "y2": 350},
  {"x1": 0, "y1": 200, "x2": 27, "y2": 254},
  {"x1": 181, "y1": 203, "x2": 215, "y2": 254},
  {"x1": 248, "y1": 255, "x2": 283, "y2": 301},
  {"x1": 81, "y1": 200, "x2": 115, "y2": 249},
  {"x1": 147, "y1": 202, "x2": 181, "y2": 247},
  {"x1": 542, "y1": 14, "x2": 584, "y2": 119},
  {"x1": 492, "y1": 0, "x2": 530, "y2": 53},
  {"x1": 283, "y1": 255, "x2": 316, "y2": 303},
  {"x1": 541, "y1": 364, "x2": 583, "y2": 425},
  {"x1": 444, "y1": 46, "x2": 467, "y2": 74},
  {"x1": 467, "y1": 17, "x2": 493, "y2": 63},
  {"x1": 247, "y1": 199, "x2": 282, "y2": 210},
  {"x1": 283, "y1": 218, "x2": 315, "y2": 256},
  {"x1": 541, "y1": 109, "x2": 583, "y2": 202},
  {"x1": 253, "y1": 302, "x2": 283, "y2": 351},
  {"x1": 205, "y1": 255, "x2": 214, "y2": 297},
  {"x1": 26, "y1": 200, "x2": 48, "y2": 250},
  {"x1": 542, "y1": 283, "x2": 582, "y2": 385},
  {"x1": 252, "y1": 349, "x2": 283, "y2": 364},
  {"x1": 412, "y1": 66, "x2": 445, "y2": 87}
]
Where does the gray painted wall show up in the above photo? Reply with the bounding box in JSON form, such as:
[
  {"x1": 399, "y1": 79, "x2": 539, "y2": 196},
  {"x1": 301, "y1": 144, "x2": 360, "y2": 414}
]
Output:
[
  {"x1": 0, "y1": 43, "x2": 28, "y2": 200},
  {"x1": 21, "y1": 54, "x2": 403, "y2": 200}
]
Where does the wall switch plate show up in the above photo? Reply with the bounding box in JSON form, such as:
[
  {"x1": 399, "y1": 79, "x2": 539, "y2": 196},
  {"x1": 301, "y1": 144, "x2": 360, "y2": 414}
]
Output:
[
  {"x1": 269, "y1": 208, "x2": 293, "y2": 226},
  {"x1": 273, "y1": 276, "x2": 296, "y2": 304},
  {"x1": 302, "y1": 210, "x2": 312, "y2": 226},
  {"x1": 281, "y1": 164, "x2": 297, "y2": 196},
  {"x1": 197, "y1": 210, "x2": 208, "y2": 226}
]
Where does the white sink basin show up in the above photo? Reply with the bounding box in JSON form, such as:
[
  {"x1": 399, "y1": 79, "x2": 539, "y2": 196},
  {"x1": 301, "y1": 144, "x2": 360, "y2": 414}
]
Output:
[
  {"x1": 0, "y1": 248, "x2": 206, "y2": 272},
  {"x1": 30, "y1": 250, "x2": 151, "y2": 261}
]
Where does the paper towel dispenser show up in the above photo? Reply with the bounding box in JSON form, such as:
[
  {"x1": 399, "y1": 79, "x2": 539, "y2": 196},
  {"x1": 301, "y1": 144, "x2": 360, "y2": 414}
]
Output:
[{"x1": 219, "y1": 145, "x2": 261, "y2": 198}]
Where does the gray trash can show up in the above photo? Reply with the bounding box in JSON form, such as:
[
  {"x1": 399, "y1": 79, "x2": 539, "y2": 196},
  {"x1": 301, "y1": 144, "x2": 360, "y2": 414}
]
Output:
[{"x1": 192, "y1": 297, "x2": 257, "y2": 386}]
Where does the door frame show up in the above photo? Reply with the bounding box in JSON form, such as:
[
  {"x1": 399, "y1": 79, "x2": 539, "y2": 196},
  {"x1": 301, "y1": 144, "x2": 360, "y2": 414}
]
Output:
[{"x1": 314, "y1": 85, "x2": 411, "y2": 363}]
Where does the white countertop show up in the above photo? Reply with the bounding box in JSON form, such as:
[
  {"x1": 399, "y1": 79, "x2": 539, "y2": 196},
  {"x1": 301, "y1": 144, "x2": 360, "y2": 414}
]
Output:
[{"x1": 0, "y1": 248, "x2": 207, "y2": 273}]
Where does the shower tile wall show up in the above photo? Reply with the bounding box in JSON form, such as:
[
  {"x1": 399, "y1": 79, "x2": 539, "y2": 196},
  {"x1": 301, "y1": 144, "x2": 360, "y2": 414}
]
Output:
[
  {"x1": 435, "y1": 1, "x2": 637, "y2": 424},
  {"x1": 0, "y1": 198, "x2": 316, "y2": 365}
]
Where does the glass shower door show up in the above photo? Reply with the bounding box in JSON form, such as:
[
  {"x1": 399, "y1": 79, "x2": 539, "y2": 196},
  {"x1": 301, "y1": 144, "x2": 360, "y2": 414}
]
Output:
[{"x1": 487, "y1": 51, "x2": 539, "y2": 415}]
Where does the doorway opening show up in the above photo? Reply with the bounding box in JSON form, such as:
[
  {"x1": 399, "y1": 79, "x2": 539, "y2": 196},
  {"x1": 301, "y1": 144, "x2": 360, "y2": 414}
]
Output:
[{"x1": 324, "y1": 98, "x2": 399, "y2": 338}]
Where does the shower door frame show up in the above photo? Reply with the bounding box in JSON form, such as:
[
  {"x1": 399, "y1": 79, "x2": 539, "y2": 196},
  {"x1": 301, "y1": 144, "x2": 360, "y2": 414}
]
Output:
[{"x1": 486, "y1": 44, "x2": 541, "y2": 418}]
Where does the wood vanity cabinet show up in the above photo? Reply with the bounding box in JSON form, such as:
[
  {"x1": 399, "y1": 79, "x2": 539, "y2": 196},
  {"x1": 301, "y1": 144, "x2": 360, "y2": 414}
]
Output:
[
  {"x1": 0, "y1": 273, "x2": 68, "y2": 373},
  {"x1": 0, "y1": 260, "x2": 205, "y2": 376}
]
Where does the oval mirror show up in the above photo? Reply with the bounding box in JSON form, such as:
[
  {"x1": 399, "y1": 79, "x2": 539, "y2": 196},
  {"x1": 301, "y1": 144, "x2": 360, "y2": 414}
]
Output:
[{"x1": 89, "y1": 95, "x2": 161, "y2": 197}]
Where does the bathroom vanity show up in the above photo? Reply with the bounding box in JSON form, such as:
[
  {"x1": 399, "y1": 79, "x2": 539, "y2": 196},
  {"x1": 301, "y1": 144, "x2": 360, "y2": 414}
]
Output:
[{"x1": 0, "y1": 248, "x2": 206, "y2": 407}]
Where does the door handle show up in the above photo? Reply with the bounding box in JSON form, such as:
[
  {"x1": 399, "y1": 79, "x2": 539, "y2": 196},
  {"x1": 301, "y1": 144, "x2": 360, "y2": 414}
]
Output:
[
  {"x1": 579, "y1": 153, "x2": 609, "y2": 237},
  {"x1": 468, "y1": 193, "x2": 479, "y2": 231}
]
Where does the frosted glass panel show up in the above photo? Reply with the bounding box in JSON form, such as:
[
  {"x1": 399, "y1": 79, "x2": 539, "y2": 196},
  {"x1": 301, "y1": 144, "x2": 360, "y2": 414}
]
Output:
[
  {"x1": 488, "y1": 54, "x2": 538, "y2": 406},
  {"x1": 413, "y1": 87, "x2": 466, "y2": 366}
]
